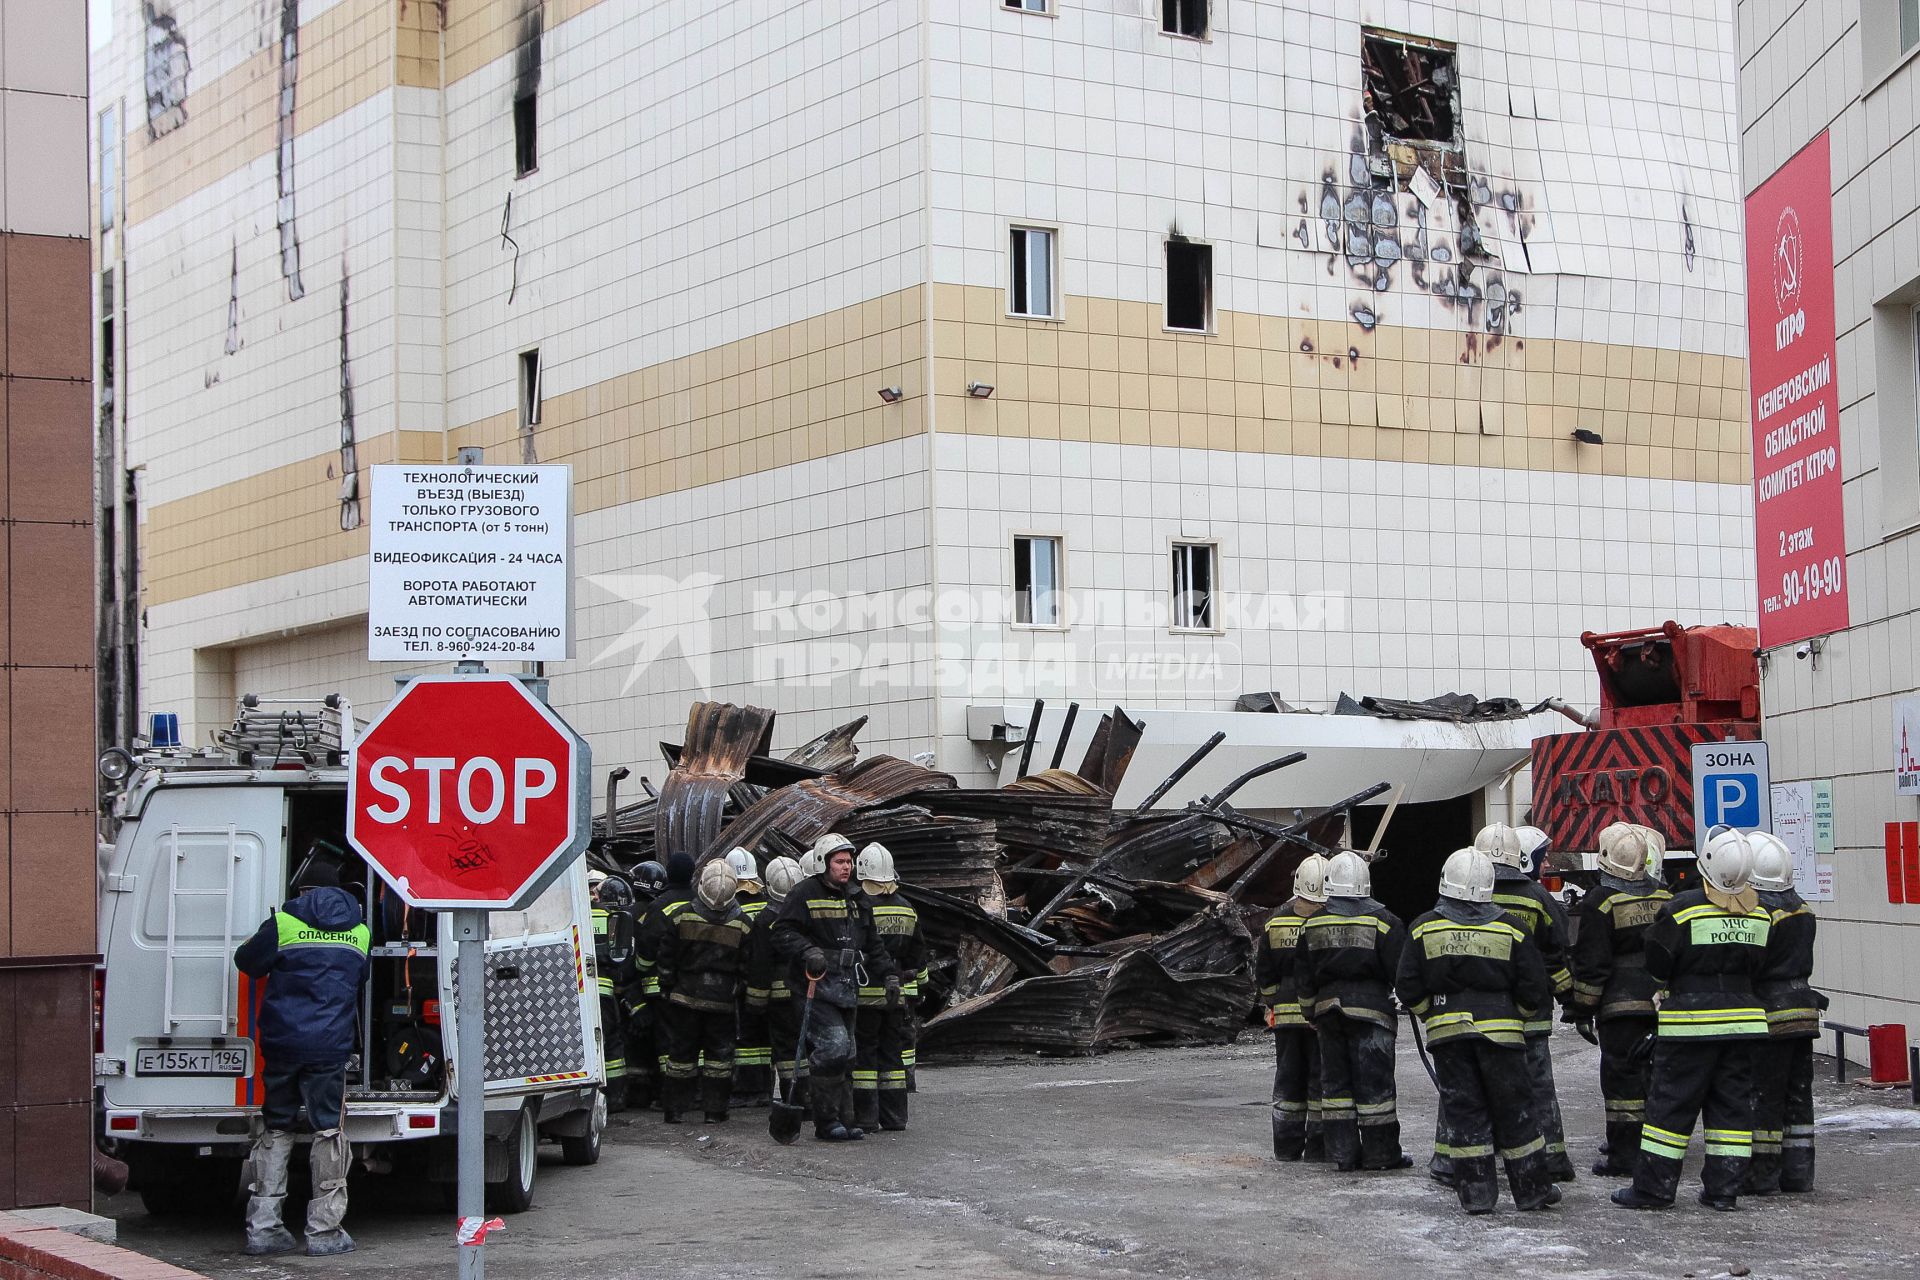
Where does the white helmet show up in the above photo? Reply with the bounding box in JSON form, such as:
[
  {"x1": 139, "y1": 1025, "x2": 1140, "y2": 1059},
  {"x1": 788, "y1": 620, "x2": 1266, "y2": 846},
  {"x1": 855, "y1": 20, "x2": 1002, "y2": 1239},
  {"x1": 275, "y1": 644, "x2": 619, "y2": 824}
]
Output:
[
  {"x1": 804, "y1": 832, "x2": 852, "y2": 879},
  {"x1": 857, "y1": 842, "x2": 898, "y2": 895},
  {"x1": 1292, "y1": 853, "x2": 1330, "y2": 904},
  {"x1": 1699, "y1": 827, "x2": 1756, "y2": 895},
  {"x1": 764, "y1": 856, "x2": 804, "y2": 904},
  {"x1": 587, "y1": 868, "x2": 608, "y2": 893},
  {"x1": 1473, "y1": 822, "x2": 1526, "y2": 870},
  {"x1": 1597, "y1": 822, "x2": 1650, "y2": 882},
  {"x1": 1438, "y1": 848, "x2": 1495, "y2": 903},
  {"x1": 1515, "y1": 826, "x2": 1549, "y2": 870},
  {"x1": 725, "y1": 846, "x2": 762, "y2": 887},
  {"x1": 1325, "y1": 850, "x2": 1371, "y2": 899},
  {"x1": 1636, "y1": 824, "x2": 1668, "y2": 884},
  {"x1": 1748, "y1": 831, "x2": 1794, "y2": 893},
  {"x1": 696, "y1": 860, "x2": 740, "y2": 911}
]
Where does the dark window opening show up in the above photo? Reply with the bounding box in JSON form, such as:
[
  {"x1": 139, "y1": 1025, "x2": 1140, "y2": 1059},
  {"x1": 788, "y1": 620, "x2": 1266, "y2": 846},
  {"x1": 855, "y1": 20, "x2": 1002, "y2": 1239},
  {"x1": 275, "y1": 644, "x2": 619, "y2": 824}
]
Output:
[
  {"x1": 520, "y1": 349, "x2": 543, "y2": 428},
  {"x1": 514, "y1": 93, "x2": 538, "y2": 177},
  {"x1": 99, "y1": 270, "x2": 116, "y2": 417},
  {"x1": 1161, "y1": 0, "x2": 1207, "y2": 38},
  {"x1": 1165, "y1": 238, "x2": 1212, "y2": 332},
  {"x1": 1013, "y1": 535, "x2": 1062, "y2": 626},
  {"x1": 1171, "y1": 542, "x2": 1215, "y2": 631},
  {"x1": 1009, "y1": 226, "x2": 1055, "y2": 318},
  {"x1": 1005, "y1": 0, "x2": 1049, "y2": 11},
  {"x1": 1362, "y1": 31, "x2": 1458, "y2": 145}
]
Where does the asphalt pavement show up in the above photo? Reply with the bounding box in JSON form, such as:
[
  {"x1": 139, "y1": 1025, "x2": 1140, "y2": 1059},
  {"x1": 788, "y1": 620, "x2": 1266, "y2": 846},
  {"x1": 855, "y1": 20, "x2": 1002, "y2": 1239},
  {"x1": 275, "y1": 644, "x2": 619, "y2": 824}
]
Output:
[{"x1": 104, "y1": 1029, "x2": 1920, "y2": 1279}]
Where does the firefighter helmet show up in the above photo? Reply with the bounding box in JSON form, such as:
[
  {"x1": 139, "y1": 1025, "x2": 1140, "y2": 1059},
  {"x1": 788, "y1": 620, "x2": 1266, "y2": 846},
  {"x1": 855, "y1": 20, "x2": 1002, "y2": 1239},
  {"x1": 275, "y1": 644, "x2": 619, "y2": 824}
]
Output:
[
  {"x1": 696, "y1": 860, "x2": 740, "y2": 911},
  {"x1": 803, "y1": 832, "x2": 852, "y2": 879},
  {"x1": 599, "y1": 875, "x2": 635, "y2": 907},
  {"x1": 588, "y1": 868, "x2": 608, "y2": 894},
  {"x1": 1634, "y1": 825, "x2": 1668, "y2": 884},
  {"x1": 1292, "y1": 853, "x2": 1330, "y2": 904},
  {"x1": 725, "y1": 846, "x2": 761, "y2": 887},
  {"x1": 1515, "y1": 825, "x2": 1549, "y2": 873},
  {"x1": 633, "y1": 861, "x2": 668, "y2": 895},
  {"x1": 1748, "y1": 830, "x2": 1794, "y2": 893},
  {"x1": 1438, "y1": 848, "x2": 1495, "y2": 903},
  {"x1": 856, "y1": 842, "x2": 898, "y2": 896},
  {"x1": 1597, "y1": 823, "x2": 1650, "y2": 882},
  {"x1": 764, "y1": 856, "x2": 804, "y2": 904},
  {"x1": 1473, "y1": 822, "x2": 1526, "y2": 870},
  {"x1": 1699, "y1": 827, "x2": 1756, "y2": 894},
  {"x1": 1325, "y1": 850, "x2": 1371, "y2": 899}
]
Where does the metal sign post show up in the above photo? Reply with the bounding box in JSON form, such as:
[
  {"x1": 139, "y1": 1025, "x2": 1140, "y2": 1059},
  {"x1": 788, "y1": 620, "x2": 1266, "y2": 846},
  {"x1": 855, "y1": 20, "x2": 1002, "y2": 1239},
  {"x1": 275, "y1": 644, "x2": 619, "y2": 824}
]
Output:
[{"x1": 452, "y1": 907, "x2": 489, "y2": 1280}]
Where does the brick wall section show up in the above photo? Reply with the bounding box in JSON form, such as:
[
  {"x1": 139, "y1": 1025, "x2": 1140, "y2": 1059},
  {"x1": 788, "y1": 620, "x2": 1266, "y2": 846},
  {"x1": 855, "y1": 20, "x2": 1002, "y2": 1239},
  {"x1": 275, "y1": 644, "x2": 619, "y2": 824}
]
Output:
[{"x1": 0, "y1": 1213, "x2": 208, "y2": 1280}]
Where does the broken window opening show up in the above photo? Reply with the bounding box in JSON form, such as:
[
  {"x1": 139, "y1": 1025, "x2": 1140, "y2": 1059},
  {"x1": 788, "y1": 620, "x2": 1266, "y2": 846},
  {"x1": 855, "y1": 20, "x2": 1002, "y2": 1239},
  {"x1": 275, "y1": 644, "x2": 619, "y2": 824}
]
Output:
[
  {"x1": 514, "y1": 93, "x2": 538, "y2": 178},
  {"x1": 1164, "y1": 238, "x2": 1212, "y2": 333},
  {"x1": 1161, "y1": 0, "x2": 1207, "y2": 39},
  {"x1": 1170, "y1": 541, "x2": 1216, "y2": 632},
  {"x1": 1009, "y1": 226, "x2": 1056, "y2": 319},
  {"x1": 519, "y1": 349, "x2": 544, "y2": 464},
  {"x1": 99, "y1": 270, "x2": 116, "y2": 421},
  {"x1": 1362, "y1": 31, "x2": 1459, "y2": 148},
  {"x1": 1013, "y1": 536, "x2": 1063, "y2": 627}
]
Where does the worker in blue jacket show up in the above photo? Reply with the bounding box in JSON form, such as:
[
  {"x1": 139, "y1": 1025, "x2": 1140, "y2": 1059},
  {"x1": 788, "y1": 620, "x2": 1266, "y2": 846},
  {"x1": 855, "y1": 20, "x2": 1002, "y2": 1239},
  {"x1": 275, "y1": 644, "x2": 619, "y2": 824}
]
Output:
[{"x1": 233, "y1": 856, "x2": 370, "y2": 1258}]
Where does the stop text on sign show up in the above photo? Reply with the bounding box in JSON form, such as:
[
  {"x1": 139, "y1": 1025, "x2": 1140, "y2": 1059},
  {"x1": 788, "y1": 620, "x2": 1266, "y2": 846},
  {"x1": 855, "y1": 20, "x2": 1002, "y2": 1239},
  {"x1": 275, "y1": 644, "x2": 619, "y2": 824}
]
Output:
[{"x1": 362, "y1": 755, "x2": 558, "y2": 825}]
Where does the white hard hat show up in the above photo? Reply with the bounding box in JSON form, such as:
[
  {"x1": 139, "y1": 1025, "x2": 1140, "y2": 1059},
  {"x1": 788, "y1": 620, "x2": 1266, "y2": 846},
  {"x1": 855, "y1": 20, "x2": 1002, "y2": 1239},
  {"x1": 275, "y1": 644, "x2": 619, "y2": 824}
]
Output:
[
  {"x1": 587, "y1": 868, "x2": 608, "y2": 891},
  {"x1": 1438, "y1": 848, "x2": 1495, "y2": 904},
  {"x1": 725, "y1": 846, "x2": 761, "y2": 885},
  {"x1": 1597, "y1": 822, "x2": 1650, "y2": 882},
  {"x1": 696, "y1": 860, "x2": 740, "y2": 911},
  {"x1": 797, "y1": 848, "x2": 825, "y2": 878},
  {"x1": 1699, "y1": 827, "x2": 1756, "y2": 895},
  {"x1": 1325, "y1": 850, "x2": 1371, "y2": 899},
  {"x1": 764, "y1": 856, "x2": 804, "y2": 904},
  {"x1": 1515, "y1": 826, "x2": 1549, "y2": 862},
  {"x1": 1292, "y1": 853, "x2": 1330, "y2": 904},
  {"x1": 856, "y1": 842, "x2": 897, "y2": 894},
  {"x1": 1635, "y1": 824, "x2": 1668, "y2": 884},
  {"x1": 1473, "y1": 822, "x2": 1526, "y2": 870},
  {"x1": 1748, "y1": 830, "x2": 1794, "y2": 893}
]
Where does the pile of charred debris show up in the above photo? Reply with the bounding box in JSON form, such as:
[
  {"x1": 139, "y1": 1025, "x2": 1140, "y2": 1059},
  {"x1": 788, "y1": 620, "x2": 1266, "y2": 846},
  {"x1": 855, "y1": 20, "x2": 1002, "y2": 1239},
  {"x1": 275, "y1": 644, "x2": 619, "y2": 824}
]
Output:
[{"x1": 588, "y1": 701, "x2": 1389, "y2": 1059}]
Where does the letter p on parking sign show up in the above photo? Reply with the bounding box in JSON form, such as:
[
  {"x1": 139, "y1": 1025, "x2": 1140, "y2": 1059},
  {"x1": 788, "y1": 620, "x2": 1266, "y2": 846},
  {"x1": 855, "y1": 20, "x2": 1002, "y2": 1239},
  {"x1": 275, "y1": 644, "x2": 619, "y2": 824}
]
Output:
[{"x1": 1691, "y1": 741, "x2": 1773, "y2": 848}]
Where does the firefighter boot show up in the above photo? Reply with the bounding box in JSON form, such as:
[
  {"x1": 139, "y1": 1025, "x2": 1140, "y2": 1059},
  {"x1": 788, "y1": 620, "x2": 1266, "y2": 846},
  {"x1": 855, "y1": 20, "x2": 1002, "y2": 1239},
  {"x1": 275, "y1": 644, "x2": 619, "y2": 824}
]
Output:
[
  {"x1": 243, "y1": 1130, "x2": 298, "y2": 1256},
  {"x1": 1612, "y1": 1152, "x2": 1680, "y2": 1210},
  {"x1": 813, "y1": 1074, "x2": 857, "y2": 1141},
  {"x1": 879, "y1": 1088, "x2": 909, "y2": 1132},
  {"x1": 839, "y1": 1079, "x2": 866, "y2": 1140},
  {"x1": 304, "y1": 1129, "x2": 356, "y2": 1256},
  {"x1": 1507, "y1": 1151, "x2": 1559, "y2": 1212}
]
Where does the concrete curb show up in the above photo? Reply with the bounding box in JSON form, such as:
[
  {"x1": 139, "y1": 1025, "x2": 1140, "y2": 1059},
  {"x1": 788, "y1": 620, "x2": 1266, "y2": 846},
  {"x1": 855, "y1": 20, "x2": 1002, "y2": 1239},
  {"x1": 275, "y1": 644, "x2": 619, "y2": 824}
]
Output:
[{"x1": 0, "y1": 1210, "x2": 208, "y2": 1280}]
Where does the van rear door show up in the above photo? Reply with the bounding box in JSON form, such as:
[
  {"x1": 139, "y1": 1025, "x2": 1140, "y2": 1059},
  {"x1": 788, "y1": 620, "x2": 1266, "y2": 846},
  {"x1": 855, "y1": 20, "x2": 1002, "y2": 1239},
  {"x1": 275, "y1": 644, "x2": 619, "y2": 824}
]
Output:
[{"x1": 101, "y1": 784, "x2": 286, "y2": 1111}]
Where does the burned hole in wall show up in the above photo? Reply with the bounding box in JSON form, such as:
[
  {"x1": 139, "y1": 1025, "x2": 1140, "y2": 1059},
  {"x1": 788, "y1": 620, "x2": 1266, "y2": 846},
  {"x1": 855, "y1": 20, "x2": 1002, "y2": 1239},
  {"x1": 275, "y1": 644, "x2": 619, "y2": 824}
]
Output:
[
  {"x1": 1165, "y1": 238, "x2": 1212, "y2": 333},
  {"x1": 1361, "y1": 29, "x2": 1461, "y2": 187}
]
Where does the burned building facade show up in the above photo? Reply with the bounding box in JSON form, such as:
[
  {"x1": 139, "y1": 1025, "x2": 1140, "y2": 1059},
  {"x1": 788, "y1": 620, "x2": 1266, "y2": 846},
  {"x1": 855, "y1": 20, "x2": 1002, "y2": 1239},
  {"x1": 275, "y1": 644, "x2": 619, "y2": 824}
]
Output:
[{"x1": 98, "y1": 1, "x2": 1751, "y2": 798}]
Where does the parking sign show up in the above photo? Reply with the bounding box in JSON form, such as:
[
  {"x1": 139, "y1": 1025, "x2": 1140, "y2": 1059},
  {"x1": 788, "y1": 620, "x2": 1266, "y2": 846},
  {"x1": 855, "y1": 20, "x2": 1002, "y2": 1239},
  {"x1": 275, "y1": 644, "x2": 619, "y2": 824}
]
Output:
[{"x1": 1691, "y1": 740, "x2": 1773, "y2": 846}]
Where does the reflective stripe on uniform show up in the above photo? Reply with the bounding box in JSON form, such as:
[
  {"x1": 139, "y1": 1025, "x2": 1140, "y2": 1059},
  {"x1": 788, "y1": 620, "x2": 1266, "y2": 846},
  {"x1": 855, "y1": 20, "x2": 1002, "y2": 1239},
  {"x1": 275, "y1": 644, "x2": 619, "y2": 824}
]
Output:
[
  {"x1": 1498, "y1": 1135, "x2": 1545, "y2": 1161},
  {"x1": 1640, "y1": 1124, "x2": 1690, "y2": 1159},
  {"x1": 1433, "y1": 1142, "x2": 1494, "y2": 1158},
  {"x1": 1355, "y1": 1099, "x2": 1397, "y2": 1126},
  {"x1": 851, "y1": 1070, "x2": 880, "y2": 1091},
  {"x1": 1657, "y1": 1007, "x2": 1768, "y2": 1037},
  {"x1": 1604, "y1": 1098, "x2": 1646, "y2": 1120},
  {"x1": 274, "y1": 913, "x2": 370, "y2": 954},
  {"x1": 1704, "y1": 1127, "x2": 1752, "y2": 1157}
]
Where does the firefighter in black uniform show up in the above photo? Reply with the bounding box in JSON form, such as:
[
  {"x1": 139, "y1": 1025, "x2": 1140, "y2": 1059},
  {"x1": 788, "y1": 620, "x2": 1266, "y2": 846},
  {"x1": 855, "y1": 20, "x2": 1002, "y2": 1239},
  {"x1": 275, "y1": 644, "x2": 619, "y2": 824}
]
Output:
[
  {"x1": 1746, "y1": 830, "x2": 1822, "y2": 1194},
  {"x1": 1396, "y1": 848, "x2": 1560, "y2": 1215},
  {"x1": 852, "y1": 843, "x2": 927, "y2": 1132},
  {"x1": 1255, "y1": 853, "x2": 1329, "y2": 1161},
  {"x1": 1613, "y1": 828, "x2": 1773, "y2": 1211},
  {"x1": 749, "y1": 857, "x2": 807, "y2": 1104},
  {"x1": 620, "y1": 860, "x2": 667, "y2": 1109},
  {"x1": 1478, "y1": 822, "x2": 1577, "y2": 1182},
  {"x1": 657, "y1": 860, "x2": 753, "y2": 1123},
  {"x1": 1294, "y1": 849, "x2": 1409, "y2": 1172},
  {"x1": 725, "y1": 847, "x2": 774, "y2": 1106},
  {"x1": 589, "y1": 872, "x2": 639, "y2": 1111},
  {"x1": 1568, "y1": 822, "x2": 1671, "y2": 1173},
  {"x1": 637, "y1": 853, "x2": 697, "y2": 1091},
  {"x1": 772, "y1": 833, "x2": 898, "y2": 1142}
]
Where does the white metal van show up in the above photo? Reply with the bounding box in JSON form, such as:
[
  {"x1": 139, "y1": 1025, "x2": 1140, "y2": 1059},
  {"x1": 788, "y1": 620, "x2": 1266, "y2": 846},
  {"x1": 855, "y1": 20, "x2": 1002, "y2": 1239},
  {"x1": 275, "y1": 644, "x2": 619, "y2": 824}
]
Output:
[{"x1": 94, "y1": 697, "x2": 605, "y2": 1215}]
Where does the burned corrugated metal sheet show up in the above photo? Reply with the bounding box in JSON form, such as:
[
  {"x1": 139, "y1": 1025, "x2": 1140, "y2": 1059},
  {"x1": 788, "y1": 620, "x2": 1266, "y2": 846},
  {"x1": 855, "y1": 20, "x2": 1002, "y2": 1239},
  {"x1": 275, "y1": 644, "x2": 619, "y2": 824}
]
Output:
[
  {"x1": 654, "y1": 703, "x2": 776, "y2": 863},
  {"x1": 920, "y1": 950, "x2": 1252, "y2": 1057},
  {"x1": 1098, "y1": 812, "x2": 1236, "y2": 882},
  {"x1": 835, "y1": 804, "x2": 1000, "y2": 906},
  {"x1": 1004, "y1": 768, "x2": 1107, "y2": 796},
  {"x1": 900, "y1": 883, "x2": 1055, "y2": 1011},
  {"x1": 785, "y1": 716, "x2": 867, "y2": 772},
  {"x1": 706, "y1": 755, "x2": 955, "y2": 863},
  {"x1": 915, "y1": 788, "x2": 1112, "y2": 870}
]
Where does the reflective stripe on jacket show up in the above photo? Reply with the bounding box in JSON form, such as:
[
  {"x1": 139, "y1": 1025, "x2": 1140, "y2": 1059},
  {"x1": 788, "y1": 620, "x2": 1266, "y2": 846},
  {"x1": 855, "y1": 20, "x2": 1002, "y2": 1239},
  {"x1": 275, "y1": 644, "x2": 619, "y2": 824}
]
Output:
[
  {"x1": 1293, "y1": 897, "x2": 1406, "y2": 1030},
  {"x1": 1395, "y1": 905, "x2": 1546, "y2": 1049},
  {"x1": 1568, "y1": 879, "x2": 1670, "y2": 1021},
  {"x1": 1254, "y1": 901, "x2": 1317, "y2": 1027},
  {"x1": 233, "y1": 886, "x2": 370, "y2": 1066},
  {"x1": 1645, "y1": 890, "x2": 1772, "y2": 1040}
]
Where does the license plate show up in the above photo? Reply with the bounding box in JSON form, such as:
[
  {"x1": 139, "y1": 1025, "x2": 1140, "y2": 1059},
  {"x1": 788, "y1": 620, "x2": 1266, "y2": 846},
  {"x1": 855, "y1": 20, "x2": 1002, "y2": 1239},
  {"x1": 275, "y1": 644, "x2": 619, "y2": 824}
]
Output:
[{"x1": 134, "y1": 1046, "x2": 250, "y2": 1077}]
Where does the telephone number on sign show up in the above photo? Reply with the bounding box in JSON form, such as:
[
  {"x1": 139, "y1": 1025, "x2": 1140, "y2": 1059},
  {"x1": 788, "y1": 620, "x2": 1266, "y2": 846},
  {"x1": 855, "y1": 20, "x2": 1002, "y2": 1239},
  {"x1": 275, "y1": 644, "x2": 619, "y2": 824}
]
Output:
[
  {"x1": 433, "y1": 639, "x2": 541, "y2": 654},
  {"x1": 1778, "y1": 557, "x2": 1844, "y2": 608}
]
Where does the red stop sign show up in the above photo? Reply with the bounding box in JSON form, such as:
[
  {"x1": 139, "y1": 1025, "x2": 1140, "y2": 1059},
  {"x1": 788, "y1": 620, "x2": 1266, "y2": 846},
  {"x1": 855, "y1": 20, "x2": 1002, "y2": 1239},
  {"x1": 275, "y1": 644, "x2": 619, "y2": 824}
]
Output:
[{"x1": 347, "y1": 674, "x2": 590, "y2": 909}]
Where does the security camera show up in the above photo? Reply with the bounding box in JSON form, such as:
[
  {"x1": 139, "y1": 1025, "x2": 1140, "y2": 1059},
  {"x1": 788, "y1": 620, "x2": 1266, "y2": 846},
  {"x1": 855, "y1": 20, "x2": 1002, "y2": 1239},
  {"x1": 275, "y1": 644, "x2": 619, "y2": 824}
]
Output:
[{"x1": 1795, "y1": 642, "x2": 1812, "y2": 660}]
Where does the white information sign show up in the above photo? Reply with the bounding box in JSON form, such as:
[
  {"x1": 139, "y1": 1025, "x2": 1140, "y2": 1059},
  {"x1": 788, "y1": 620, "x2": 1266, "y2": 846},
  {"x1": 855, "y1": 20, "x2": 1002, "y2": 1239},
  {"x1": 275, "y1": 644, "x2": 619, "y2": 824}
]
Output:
[
  {"x1": 1897, "y1": 696, "x2": 1920, "y2": 796},
  {"x1": 368, "y1": 464, "x2": 573, "y2": 662},
  {"x1": 1769, "y1": 780, "x2": 1833, "y2": 902}
]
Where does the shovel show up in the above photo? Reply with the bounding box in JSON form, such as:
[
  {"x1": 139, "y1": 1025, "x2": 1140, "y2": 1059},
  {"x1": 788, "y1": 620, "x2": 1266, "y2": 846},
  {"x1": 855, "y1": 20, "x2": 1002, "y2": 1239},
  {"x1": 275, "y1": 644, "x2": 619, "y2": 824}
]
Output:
[{"x1": 769, "y1": 975, "x2": 819, "y2": 1146}]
